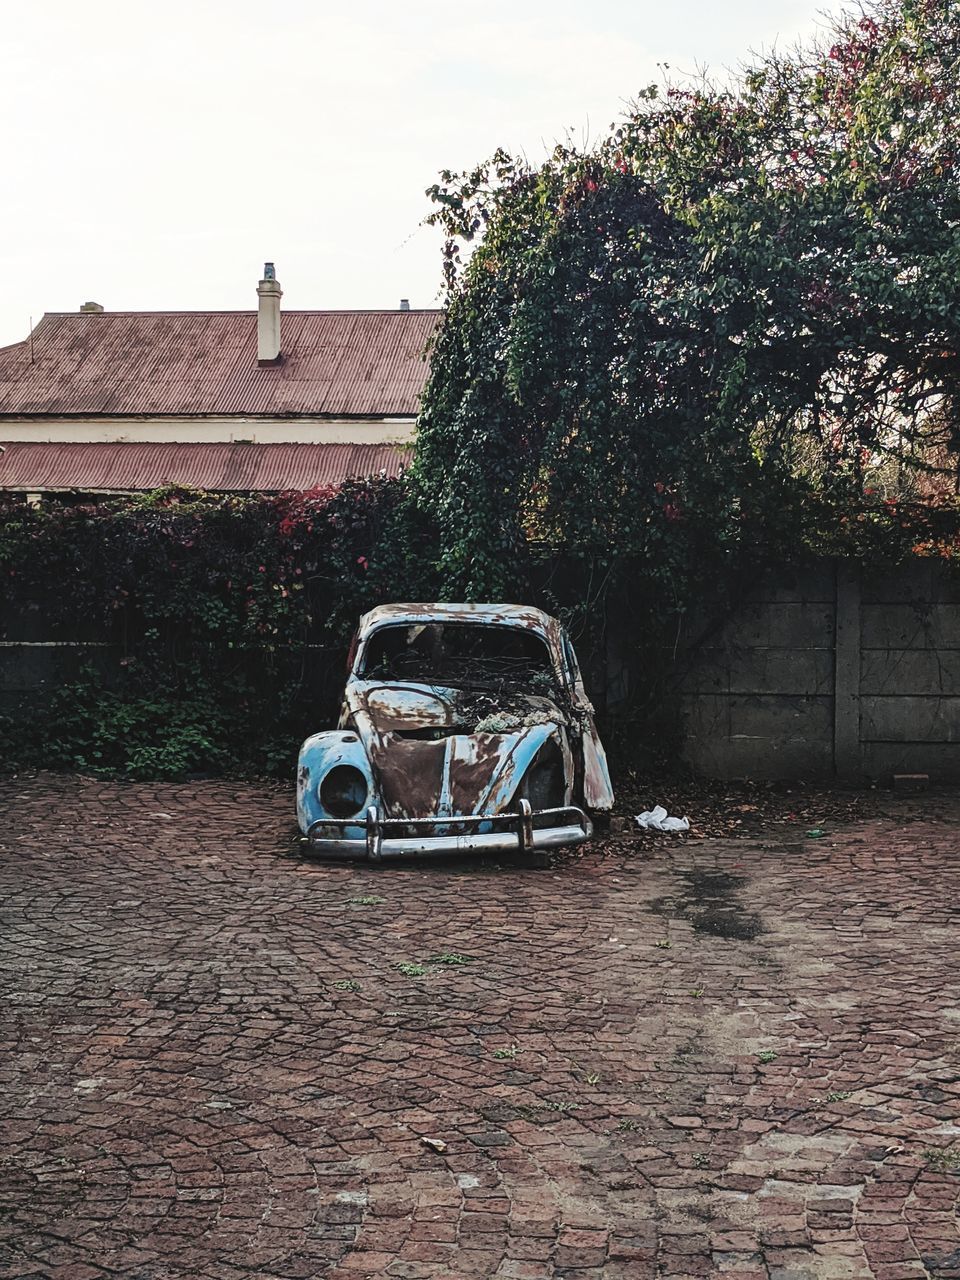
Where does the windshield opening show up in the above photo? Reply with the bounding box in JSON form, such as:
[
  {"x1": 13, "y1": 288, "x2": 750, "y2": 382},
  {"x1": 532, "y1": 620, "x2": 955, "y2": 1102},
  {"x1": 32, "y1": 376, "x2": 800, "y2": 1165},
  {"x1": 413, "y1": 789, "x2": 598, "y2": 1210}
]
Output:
[{"x1": 359, "y1": 622, "x2": 556, "y2": 692}]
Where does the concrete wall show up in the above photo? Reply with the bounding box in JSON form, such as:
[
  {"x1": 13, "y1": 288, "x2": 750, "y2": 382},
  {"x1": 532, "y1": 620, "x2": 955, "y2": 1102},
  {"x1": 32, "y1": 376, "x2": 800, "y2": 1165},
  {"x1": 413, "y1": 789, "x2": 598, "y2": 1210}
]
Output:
[
  {"x1": 672, "y1": 560, "x2": 960, "y2": 781},
  {"x1": 4, "y1": 558, "x2": 958, "y2": 781}
]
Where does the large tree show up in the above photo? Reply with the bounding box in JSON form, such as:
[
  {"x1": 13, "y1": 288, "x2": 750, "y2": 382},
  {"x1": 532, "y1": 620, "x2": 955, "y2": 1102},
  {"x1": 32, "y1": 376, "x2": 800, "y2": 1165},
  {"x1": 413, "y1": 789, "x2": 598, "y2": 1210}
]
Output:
[{"x1": 413, "y1": 0, "x2": 960, "y2": 600}]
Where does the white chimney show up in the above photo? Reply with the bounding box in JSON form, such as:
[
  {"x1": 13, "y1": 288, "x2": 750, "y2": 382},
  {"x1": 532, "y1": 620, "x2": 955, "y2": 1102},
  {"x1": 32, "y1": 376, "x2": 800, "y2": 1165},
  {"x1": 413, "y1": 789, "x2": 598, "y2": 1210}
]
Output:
[
  {"x1": 399, "y1": 298, "x2": 410, "y2": 311},
  {"x1": 256, "y1": 262, "x2": 282, "y2": 365}
]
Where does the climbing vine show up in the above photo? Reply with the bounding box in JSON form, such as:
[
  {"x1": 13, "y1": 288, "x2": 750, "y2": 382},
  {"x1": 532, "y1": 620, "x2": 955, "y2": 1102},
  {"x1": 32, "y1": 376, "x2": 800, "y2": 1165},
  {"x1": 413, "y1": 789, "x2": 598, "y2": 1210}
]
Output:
[
  {"x1": 412, "y1": 0, "x2": 960, "y2": 607},
  {"x1": 0, "y1": 481, "x2": 439, "y2": 776}
]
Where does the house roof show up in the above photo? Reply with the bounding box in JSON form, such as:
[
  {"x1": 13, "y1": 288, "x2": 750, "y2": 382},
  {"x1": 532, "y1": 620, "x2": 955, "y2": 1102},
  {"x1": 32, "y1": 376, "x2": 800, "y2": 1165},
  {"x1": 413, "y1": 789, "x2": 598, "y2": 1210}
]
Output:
[
  {"x1": 0, "y1": 309, "x2": 440, "y2": 418},
  {"x1": 0, "y1": 441, "x2": 411, "y2": 493}
]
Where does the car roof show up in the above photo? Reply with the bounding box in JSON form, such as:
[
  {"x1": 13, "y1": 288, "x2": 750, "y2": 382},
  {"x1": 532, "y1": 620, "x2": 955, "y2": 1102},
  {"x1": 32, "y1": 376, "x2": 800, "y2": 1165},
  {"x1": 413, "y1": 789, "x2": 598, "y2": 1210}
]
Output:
[{"x1": 357, "y1": 602, "x2": 561, "y2": 638}]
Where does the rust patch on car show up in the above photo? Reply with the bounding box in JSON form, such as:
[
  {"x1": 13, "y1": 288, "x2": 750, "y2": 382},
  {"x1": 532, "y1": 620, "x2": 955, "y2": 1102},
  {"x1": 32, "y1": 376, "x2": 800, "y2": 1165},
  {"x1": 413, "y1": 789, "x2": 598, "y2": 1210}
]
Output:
[
  {"x1": 367, "y1": 736, "x2": 445, "y2": 819},
  {"x1": 447, "y1": 734, "x2": 518, "y2": 815}
]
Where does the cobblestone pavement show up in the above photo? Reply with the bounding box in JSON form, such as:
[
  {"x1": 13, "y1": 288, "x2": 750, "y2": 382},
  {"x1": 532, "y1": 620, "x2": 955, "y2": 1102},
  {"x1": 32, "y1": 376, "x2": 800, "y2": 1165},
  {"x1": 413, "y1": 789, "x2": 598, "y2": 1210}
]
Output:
[{"x1": 2, "y1": 775, "x2": 959, "y2": 1280}]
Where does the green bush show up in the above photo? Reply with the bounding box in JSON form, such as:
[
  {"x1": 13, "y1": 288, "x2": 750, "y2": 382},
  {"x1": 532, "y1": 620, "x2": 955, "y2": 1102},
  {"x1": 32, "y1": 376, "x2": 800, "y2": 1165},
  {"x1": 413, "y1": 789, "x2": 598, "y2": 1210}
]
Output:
[{"x1": 0, "y1": 481, "x2": 440, "y2": 778}]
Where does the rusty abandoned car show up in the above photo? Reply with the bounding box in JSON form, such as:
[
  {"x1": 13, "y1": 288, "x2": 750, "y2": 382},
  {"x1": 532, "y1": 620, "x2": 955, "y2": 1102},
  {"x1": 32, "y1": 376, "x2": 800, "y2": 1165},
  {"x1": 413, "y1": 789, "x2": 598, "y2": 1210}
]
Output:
[{"x1": 297, "y1": 603, "x2": 614, "y2": 858}]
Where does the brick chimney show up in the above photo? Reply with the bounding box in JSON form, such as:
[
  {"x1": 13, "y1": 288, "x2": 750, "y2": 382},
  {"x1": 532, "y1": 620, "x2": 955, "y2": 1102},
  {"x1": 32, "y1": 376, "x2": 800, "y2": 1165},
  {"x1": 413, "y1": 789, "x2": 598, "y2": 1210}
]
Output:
[{"x1": 256, "y1": 262, "x2": 282, "y2": 365}]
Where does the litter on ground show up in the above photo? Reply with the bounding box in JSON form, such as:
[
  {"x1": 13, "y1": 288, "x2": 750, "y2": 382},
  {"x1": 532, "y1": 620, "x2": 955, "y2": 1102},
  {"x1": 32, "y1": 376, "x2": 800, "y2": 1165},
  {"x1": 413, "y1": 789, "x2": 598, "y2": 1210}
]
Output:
[{"x1": 635, "y1": 805, "x2": 691, "y2": 832}]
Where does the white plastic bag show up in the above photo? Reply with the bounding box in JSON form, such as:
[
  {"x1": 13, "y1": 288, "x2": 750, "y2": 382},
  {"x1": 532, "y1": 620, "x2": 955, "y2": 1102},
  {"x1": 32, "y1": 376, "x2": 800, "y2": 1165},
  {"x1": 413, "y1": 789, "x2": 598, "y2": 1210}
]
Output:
[{"x1": 635, "y1": 804, "x2": 690, "y2": 832}]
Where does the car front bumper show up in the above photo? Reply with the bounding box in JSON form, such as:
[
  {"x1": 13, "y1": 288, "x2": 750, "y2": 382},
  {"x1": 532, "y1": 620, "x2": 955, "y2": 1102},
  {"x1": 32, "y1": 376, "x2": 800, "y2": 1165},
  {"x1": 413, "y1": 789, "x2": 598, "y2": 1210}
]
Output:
[{"x1": 304, "y1": 800, "x2": 592, "y2": 860}]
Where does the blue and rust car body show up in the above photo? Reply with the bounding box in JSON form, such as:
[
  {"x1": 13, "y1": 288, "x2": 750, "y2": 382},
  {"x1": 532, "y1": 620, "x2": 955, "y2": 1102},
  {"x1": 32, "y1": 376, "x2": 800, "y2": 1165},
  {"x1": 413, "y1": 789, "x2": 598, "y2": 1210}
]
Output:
[{"x1": 297, "y1": 602, "x2": 614, "y2": 859}]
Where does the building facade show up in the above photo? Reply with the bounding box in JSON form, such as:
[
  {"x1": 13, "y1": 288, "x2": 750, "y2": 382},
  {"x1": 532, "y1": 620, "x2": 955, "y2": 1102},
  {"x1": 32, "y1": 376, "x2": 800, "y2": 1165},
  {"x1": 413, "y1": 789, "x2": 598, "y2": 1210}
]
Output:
[{"x1": 0, "y1": 265, "x2": 439, "y2": 497}]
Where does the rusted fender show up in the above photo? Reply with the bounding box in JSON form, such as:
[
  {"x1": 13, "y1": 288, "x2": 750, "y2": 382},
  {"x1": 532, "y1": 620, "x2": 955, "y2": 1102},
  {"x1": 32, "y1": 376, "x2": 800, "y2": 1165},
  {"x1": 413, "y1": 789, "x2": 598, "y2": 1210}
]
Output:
[{"x1": 296, "y1": 729, "x2": 372, "y2": 836}]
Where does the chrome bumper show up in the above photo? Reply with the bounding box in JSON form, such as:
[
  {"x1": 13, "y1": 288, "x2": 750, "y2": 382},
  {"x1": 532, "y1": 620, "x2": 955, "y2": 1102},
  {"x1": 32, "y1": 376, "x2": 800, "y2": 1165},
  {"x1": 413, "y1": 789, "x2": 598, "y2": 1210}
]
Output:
[{"x1": 305, "y1": 800, "x2": 592, "y2": 860}]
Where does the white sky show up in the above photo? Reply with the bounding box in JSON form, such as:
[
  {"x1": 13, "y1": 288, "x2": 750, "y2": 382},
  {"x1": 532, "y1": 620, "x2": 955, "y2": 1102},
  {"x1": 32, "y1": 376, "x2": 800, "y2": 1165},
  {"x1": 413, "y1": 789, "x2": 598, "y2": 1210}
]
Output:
[{"x1": 1, "y1": 0, "x2": 830, "y2": 347}]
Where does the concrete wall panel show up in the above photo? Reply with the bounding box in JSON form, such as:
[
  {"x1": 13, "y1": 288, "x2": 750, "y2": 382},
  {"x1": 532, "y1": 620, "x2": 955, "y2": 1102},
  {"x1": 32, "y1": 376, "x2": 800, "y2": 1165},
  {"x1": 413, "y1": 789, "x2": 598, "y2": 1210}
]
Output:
[
  {"x1": 746, "y1": 566, "x2": 836, "y2": 605},
  {"x1": 861, "y1": 741, "x2": 960, "y2": 782},
  {"x1": 860, "y1": 695, "x2": 960, "y2": 744},
  {"x1": 680, "y1": 693, "x2": 834, "y2": 778},
  {"x1": 861, "y1": 604, "x2": 960, "y2": 650},
  {"x1": 860, "y1": 649, "x2": 960, "y2": 697},
  {"x1": 719, "y1": 603, "x2": 835, "y2": 649},
  {"x1": 680, "y1": 647, "x2": 834, "y2": 697},
  {"x1": 862, "y1": 562, "x2": 960, "y2": 605}
]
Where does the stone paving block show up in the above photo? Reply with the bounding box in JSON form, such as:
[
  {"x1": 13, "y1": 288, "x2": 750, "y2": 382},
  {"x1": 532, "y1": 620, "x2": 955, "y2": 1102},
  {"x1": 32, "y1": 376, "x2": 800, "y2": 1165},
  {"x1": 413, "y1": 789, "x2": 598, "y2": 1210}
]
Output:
[{"x1": 1, "y1": 775, "x2": 960, "y2": 1277}]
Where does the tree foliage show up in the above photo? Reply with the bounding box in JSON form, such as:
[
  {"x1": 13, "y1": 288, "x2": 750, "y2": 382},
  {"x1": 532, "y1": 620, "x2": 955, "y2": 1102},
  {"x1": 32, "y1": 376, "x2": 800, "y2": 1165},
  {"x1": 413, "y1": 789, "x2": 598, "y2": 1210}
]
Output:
[{"x1": 413, "y1": 0, "x2": 960, "y2": 601}]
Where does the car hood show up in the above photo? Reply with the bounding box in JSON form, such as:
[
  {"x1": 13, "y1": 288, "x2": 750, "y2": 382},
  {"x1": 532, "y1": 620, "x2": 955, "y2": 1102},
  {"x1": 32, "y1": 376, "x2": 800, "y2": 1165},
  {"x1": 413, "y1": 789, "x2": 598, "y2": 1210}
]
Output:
[{"x1": 344, "y1": 680, "x2": 570, "y2": 819}]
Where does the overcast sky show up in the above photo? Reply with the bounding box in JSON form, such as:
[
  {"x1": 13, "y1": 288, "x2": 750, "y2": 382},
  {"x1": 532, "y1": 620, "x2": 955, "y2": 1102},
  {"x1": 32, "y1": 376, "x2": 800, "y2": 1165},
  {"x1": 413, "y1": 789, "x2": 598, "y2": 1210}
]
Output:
[{"x1": 1, "y1": 0, "x2": 831, "y2": 347}]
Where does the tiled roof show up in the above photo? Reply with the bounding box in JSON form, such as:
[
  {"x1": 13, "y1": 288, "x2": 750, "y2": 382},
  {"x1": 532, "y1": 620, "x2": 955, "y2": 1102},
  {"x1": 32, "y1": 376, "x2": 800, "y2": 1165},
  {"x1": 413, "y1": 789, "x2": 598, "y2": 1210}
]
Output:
[
  {"x1": 0, "y1": 441, "x2": 411, "y2": 493},
  {"x1": 0, "y1": 310, "x2": 440, "y2": 418}
]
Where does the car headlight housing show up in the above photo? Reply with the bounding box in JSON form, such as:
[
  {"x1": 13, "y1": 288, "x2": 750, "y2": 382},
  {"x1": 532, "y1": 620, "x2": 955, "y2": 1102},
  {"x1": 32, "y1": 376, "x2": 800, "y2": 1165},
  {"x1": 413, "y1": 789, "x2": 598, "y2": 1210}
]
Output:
[{"x1": 319, "y1": 765, "x2": 369, "y2": 818}]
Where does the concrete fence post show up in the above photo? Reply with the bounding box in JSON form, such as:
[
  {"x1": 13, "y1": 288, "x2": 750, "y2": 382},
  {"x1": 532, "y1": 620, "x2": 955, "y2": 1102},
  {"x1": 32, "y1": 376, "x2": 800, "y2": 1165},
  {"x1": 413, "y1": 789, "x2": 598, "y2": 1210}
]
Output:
[{"x1": 833, "y1": 561, "x2": 862, "y2": 778}]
